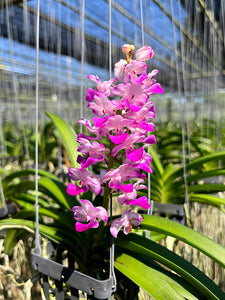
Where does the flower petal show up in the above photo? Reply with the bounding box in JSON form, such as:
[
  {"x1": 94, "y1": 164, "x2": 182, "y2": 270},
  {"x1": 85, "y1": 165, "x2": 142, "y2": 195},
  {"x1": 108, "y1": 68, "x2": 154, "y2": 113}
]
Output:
[
  {"x1": 75, "y1": 221, "x2": 99, "y2": 232},
  {"x1": 109, "y1": 133, "x2": 128, "y2": 144},
  {"x1": 67, "y1": 183, "x2": 86, "y2": 195},
  {"x1": 110, "y1": 218, "x2": 124, "y2": 238},
  {"x1": 110, "y1": 182, "x2": 133, "y2": 193},
  {"x1": 126, "y1": 196, "x2": 150, "y2": 209},
  {"x1": 127, "y1": 148, "x2": 144, "y2": 162}
]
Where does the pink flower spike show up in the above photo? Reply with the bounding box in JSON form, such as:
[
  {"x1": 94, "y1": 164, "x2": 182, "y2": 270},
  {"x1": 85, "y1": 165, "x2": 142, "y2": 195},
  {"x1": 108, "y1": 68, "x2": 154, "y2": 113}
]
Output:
[
  {"x1": 109, "y1": 133, "x2": 128, "y2": 145},
  {"x1": 126, "y1": 196, "x2": 150, "y2": 209},
  {"x1": 135, "y1": 46, "x2": 154, "y2": 61}
]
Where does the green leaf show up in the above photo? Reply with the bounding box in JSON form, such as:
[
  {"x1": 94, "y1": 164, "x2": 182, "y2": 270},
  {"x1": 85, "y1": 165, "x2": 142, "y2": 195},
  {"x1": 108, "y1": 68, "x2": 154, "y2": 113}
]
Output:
[
  {"x1": 4, "y1": 229, "x2": 31, "y2": 256},
  {"x1": 149, "y1": 146, "x2": 164, "y2": 177},
  {"x1": 141, "y1": 215, "x2": 225, "y2": 268},
  {"x1": 38, "y1": 177, "x2": 75, "y2": 209},
  {"x1": 189, "y1": 193, "x2": 225, "y2": 209},
  {"x1": 187, "y1": 170, "x2": 225, "y2": 184},
  {"x1": 2, "y1": 169, "x2": 58, "y2": 185},
  {"x1": 12, "y1": 193, "x2": 51, "y2": 208},
  {"x1": 0, "y1": 219, "x2": 76, "y2": 254},
  {"x1": 170, "y1": 151, "x2": 225, "y2": 180},
  {"x1": 45, "y1": 112, "x2": 79, "y2": 168},
  {"x1": 116, "y1": 233, "x2": 225, "y2": 300},
  {"x1": 187, "y1": 183, "x2": 225, "y2": 194},
  {"x1": 115, "y1": 253, "x2": 200, "y2": 300}
]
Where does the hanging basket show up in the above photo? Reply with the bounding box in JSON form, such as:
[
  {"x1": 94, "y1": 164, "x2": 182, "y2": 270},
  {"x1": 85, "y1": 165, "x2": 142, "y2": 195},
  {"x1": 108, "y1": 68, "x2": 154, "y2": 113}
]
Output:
[
  {"x1": 152, "y1": 202, "x2": 186, "y2": 225},
  {"x1": 32, "y1": 248, "x2": 115, "y2": 300}
]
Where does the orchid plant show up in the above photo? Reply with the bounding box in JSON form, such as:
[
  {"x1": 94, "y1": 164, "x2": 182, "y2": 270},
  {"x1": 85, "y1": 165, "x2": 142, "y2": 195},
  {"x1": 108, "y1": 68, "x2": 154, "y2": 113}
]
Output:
[
  {"x1": 2, "y1": 45, "x2": 225, "y2": 300},
  {"x1": 67, "y1": 44, "x2": 163, "y2": 238}
]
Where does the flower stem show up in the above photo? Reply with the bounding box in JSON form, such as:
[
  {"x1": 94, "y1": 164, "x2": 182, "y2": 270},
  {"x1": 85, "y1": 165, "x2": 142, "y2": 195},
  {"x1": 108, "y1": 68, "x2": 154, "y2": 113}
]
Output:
[{"x1": 103, "y1": 154, "x2": 114, "y2": 211}]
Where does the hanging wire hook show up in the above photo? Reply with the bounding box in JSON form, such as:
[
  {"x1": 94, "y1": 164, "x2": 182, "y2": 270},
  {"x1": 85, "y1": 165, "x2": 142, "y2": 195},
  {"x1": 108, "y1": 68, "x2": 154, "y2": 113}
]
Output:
[
  {"x1": 108, "y1": 0, "x2": 117, "y2": 292},
  {"x1": 34, "y1": 0, "x2": 41, "y2": 255},
  {"x1": 80, "y1": 0, "x2": 85, "y2": 134},
  {"x1": 139, "y1": 0, "x2": 154, "y2": 240}
]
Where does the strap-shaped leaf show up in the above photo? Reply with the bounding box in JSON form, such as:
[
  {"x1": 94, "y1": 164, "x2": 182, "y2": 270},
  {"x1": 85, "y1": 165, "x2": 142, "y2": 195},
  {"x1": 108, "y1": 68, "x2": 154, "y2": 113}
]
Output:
[
  {"x1": 187, "y1": 183, "x2": 225, "y2": 194},
  {"x1": 187, "y1": 169, "x2": 225, "y2": 184},
  {"x1": 38, "y1": 177, "x2": 78, "y2": 210},
  {"x1": 116, "y1": 233, "x2": 225, "y2": 300},
  {"x1": 0, "y1": 219, "x2": 83, "y2": 260},
  {"x1": 189, "y1": 193, "x2": 225, "y2": 209},
  {"x1": 2, "y1": 169, "x2": 58, "y2": 185},
  {"x1": 115, "y1": 253, "x2": 200, "y2": 300},
  {"x1": 169, "y1": 151, "x2": 225, "y2": 181},
  {"x1": 46, "y1": 112, "x2": 79, "y2": 168},
  {"x1": 141, "y1": 215, "x2": 225, "y2": 268}
]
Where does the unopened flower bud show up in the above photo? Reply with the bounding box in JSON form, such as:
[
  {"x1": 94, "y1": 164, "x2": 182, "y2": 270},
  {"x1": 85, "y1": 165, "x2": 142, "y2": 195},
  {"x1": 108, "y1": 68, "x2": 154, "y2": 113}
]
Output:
[{"x1": 122, "y1": 44, "x2": 135, "y2": 63}]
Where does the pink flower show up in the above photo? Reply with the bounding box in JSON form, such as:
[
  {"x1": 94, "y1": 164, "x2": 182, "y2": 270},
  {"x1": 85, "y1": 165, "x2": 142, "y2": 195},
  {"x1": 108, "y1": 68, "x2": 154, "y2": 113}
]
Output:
[
  {"x1": 124, "y1": 196, "x2": 150, "y2": 209},
  {"x1": 87, "y1": 93, "x2": 117, "y2": 116},
  {"x1": 113, "y1": 82, "x2": 149, "y2": 107},
  {"x1": 127, "y1": 101, "x2": 155, "y2": 122},
  {"x1": 76, "y1": 138, "x2": 108, "y2": 169},
  {"x1": 110, "y1": 210, "x2": 143, "y2": 238},
  {"x1": 125, "y1": 148, "x2": 153, "y2": 173},
  {"x1": 77, "y1": 138, "x2": 108, "y2": 157},
  {"x1": 71, "y1": 199, "x2": 108, "y2": 232},
  {"x1": 118, "y1": 179, "x2": 147, "y2": 204},
  {"x1": 85, "y1": 88, "x2": 101, "y2": 102},
  {"x1": 110, "y1": 133, "x2": 145, "y2": 157},
  {"x1": 87, "y1": 75, "x2": 115, "y2": 97},
  {"x1": 67, "y1": 168, "x2": 101, "y2": 195},
  {"x1": 95, "y1": 115, "x2": 131, "y2": 136},
  {"x1": 114, "y1": 59, "x2": 127, "y2": 82},
  {"x1": 135, "y1": 46, "x2": 154, "y2": 61},
  {"x1": 77, "y1": 118, "x2": 101, "y2": 140},
  {"x1": 147, "y1": 83, "x2": 164, "y2": 95},
  {"x1": 102, "y1": 164, "x2": 145, "y2": 192}
]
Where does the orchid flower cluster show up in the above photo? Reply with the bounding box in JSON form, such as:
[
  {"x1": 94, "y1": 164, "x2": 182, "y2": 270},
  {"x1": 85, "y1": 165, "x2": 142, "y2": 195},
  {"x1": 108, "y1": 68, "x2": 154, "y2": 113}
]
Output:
[{"x1": 67, "y1": 45, "x2": 163, "y2": 238}]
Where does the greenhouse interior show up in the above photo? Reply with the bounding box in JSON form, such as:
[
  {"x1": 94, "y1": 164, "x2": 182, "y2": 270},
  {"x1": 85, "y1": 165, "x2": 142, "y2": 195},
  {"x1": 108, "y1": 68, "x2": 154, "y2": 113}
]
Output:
[{"x1": 0, "y1": 0, "x2": 225, "y2": 299}]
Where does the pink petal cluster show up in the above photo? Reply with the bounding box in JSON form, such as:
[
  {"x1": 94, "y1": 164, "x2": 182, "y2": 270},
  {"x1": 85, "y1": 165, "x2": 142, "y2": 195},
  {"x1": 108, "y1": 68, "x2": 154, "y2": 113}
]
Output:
[{"x1": 68, "y1": 45, "x2": 163, "y2": 237}]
